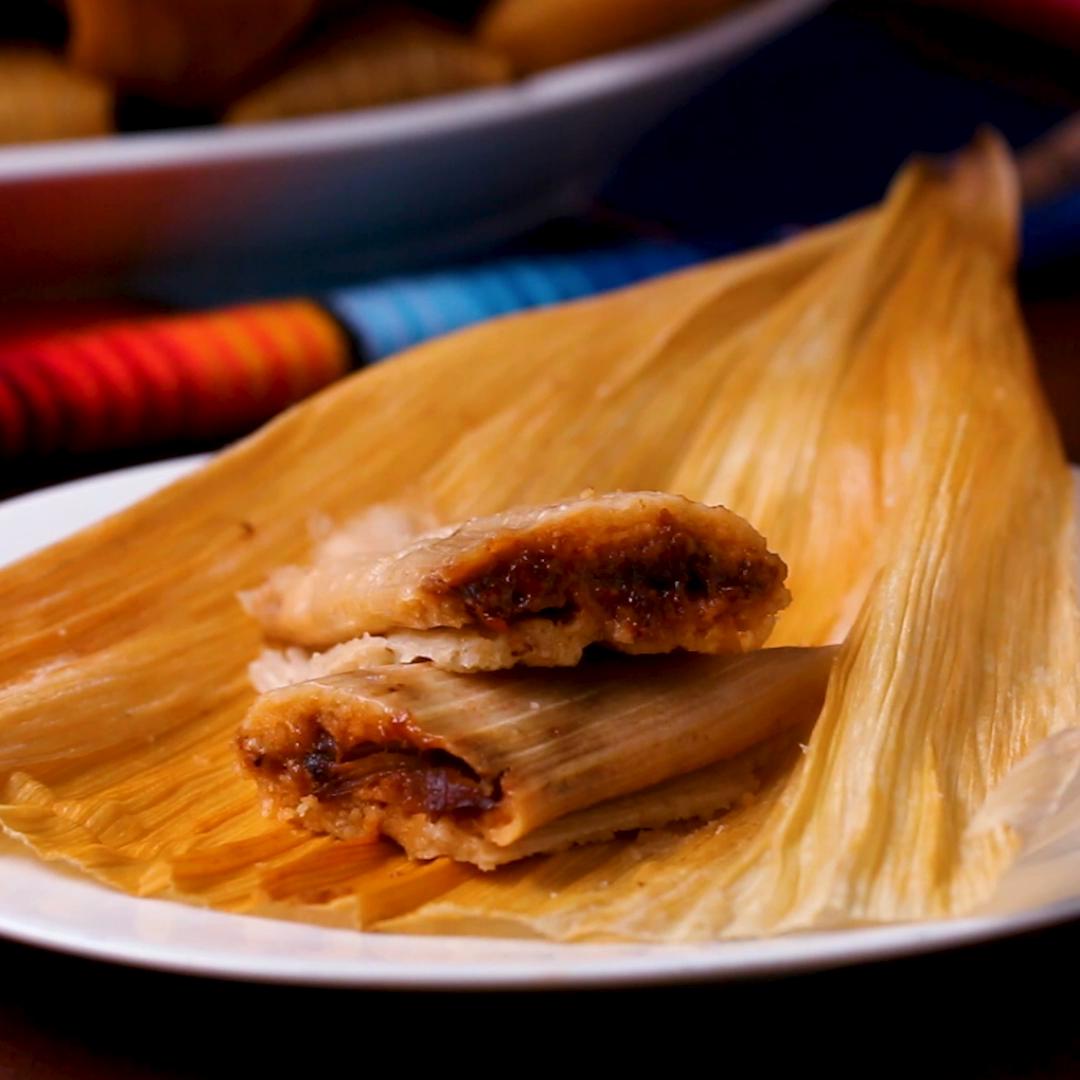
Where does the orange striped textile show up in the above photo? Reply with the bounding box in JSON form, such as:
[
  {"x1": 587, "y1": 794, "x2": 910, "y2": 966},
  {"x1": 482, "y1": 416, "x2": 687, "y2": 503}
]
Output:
[{"x1": 0, "y1": 301, "x2": 352, "y2": 457}]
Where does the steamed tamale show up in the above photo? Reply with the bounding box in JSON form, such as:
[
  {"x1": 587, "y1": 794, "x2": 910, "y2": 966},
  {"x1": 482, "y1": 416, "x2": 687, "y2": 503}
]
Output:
[
  {"x1": 0, "y1": 47, "x2": 112, "y2": 145},
  {"x1": 477, "y1": 0, "x2": 745, "y2": 74},
  {"x1": 225, "y1": 9, "x2": 510, "y2": 125},
  {"x1": 243, "y1": 492, "x2": 791, "y2": 674},
  {"x1": 239, "y1": 648, "x2": 834, "y2": 867},
  {"x1": 66, "y1": 0, "x2": 318, "y2": 107}
]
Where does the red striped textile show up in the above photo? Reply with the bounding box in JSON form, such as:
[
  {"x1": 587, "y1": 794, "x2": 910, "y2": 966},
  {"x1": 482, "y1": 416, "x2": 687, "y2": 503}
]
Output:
[{"x1": 0, "y1": 301, "x2": 352, "y2": 456}]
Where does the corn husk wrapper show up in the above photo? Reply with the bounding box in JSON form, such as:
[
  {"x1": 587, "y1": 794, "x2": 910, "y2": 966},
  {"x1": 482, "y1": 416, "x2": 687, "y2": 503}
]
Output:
[
  {"x1": 66, "y1": 0, "x2": 318, "y2": 107},
  {"x1": 477, "y1": 0, "x2": 745, "y2": 74},
  {"x1": 0, "y1": 47, "x2": 112, "y2": 145},
  {"x1": 226, "y1": 9, "x2": 510, "y2": 126},
  {"x1": 1, "y1": 134, "x2": 1077, "y2": 941}
]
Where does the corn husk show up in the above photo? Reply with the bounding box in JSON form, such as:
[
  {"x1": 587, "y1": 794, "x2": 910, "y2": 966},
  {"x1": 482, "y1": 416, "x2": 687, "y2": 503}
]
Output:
[
  {"x1": 476, "y1": 0, "x2": 745, "y2": 74},
  {"x1": 226, "y1": 9, "x2": 510, "y2": 125},
  {"x1": 0, "y1": 47, "x2": 112, "y2": 145},
  {"x1": 0, "y1": 134, "x2": 1076, "y2": 941}
]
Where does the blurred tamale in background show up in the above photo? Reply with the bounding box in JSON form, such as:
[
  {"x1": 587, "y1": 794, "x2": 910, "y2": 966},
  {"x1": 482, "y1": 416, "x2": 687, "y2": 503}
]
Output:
[{"x1": 0, "y1": 0, "x2": 764, "y2": 139}]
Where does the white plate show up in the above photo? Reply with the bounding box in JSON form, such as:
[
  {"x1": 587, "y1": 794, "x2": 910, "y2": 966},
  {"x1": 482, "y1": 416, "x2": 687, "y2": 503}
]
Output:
[
  {"x1": 0, "y1": 0, "x2": 826, "y2": 298},
  {"x1": 1, "y1": 457, "x2": 1078, "y2": 989}
]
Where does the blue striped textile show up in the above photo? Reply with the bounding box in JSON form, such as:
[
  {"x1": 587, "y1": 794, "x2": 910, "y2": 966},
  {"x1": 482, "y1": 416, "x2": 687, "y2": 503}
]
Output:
[{"x1": 325, "y1": 241, "x2": 704, "y2": 360}]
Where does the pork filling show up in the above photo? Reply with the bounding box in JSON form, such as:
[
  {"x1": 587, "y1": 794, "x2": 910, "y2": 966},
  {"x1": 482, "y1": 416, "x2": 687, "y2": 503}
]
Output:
[
  {"x1": 437, "y1": 509, "x2": 784, "y2": 637},
  {"x1": 242, "y1": 725, "x2": 499, "y2": 819}
]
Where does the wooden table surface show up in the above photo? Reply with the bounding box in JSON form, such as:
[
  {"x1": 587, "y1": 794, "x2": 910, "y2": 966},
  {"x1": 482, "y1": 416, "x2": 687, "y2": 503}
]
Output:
[{"x1": 0, "y1": 290, "x2": 1077, "y2": 1077}]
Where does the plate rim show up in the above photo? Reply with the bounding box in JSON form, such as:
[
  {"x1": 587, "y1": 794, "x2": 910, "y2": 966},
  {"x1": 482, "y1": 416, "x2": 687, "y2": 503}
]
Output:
[
  {"x1": 0, "y1": 845, "x2": 1077, "y2": 989},
  {"x1": 1, "y1": 453, "x2": 1077, "y2": 989}
]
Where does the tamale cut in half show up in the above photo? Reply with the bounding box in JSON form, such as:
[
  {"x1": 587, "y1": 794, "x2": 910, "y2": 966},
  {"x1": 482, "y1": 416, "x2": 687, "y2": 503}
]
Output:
[
  {"x1": 239, "y1": 648, "x2": 834, "y2": 868},
  {"x1": 243, "y1": 491, "x2": 791, "y2": 679},
  {"x1": 0, "y1": 134, "x2": 1077, "y2": 942},
  {"x1": 225, "y1": 8, "x2": 510, "y2": 125},
  {"x1": 240, "y1": 489, "x2": 806, "y2": 867}
]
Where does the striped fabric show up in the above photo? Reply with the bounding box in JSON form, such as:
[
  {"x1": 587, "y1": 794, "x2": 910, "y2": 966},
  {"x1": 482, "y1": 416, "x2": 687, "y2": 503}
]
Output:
[
  {"x1": 0, "y1": 301, "x2": 350, "y2": 456},
  {"x1": 0, "y1": 242, "x2": 704, "y2": 457},
  {"x1": 327, "y1": 242, "x2": 703, "y2": 359}
]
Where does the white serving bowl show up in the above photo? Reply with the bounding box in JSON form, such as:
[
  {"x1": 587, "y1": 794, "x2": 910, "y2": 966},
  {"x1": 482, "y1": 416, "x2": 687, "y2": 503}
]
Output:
[{"x1": 0, "y1": 0, "x2": 826, "y2": 297}]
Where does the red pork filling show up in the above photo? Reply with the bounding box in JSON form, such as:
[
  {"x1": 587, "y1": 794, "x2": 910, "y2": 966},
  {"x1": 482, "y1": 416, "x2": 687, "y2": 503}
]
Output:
[
  {"x1": 239, "y1": 724, "x2": 499, "y2": 836},
  {"x1": 241, "y1": 492, "x2": 792, "y2": 671},
  {"x1": 437, "y1": 508, "x2": 783, "y2": 642}
]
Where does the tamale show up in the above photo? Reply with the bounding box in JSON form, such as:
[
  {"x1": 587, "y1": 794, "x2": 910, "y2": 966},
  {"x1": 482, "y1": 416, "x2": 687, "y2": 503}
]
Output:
[
  {"x1": 0, "y1": 47, "x2": 112, "y2": 145},
  {"x1": 66, "y1": 0, "x2": 318, "y2": 107},
  {"x1": 225, "y1": 9, "x2": 510, "y2": 126},
  {"x1": 0, "y1": 213, "x2": 839, "y2": 929},
  {"x1": 477, "y1": 0, "x2": 745, "y2": 74},
  {"x1": 239, "y1": 648, "x2": 834, "y2": 867},
  {"x1": 1, "y1": 136, "x2": 1074, "y2": 944},
  {"x1": 243, "y1": 491, "x2": 791, "y2": 673}
]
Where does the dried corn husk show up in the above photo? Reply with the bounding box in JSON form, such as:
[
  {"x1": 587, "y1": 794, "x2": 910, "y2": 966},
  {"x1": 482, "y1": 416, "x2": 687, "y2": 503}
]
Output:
[
  {"x1": 0, "y1": 134, "x2": 1075, "y2": 942},
  {"x1": 0, "y1": 46, "x2": 112, "y2": 145},
  {"x1": 225, "y1": 9, "x2": 510, "y2": 125},
  {"x1": 477, "y1": 0, "x2": 745, "y2": 74}
]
